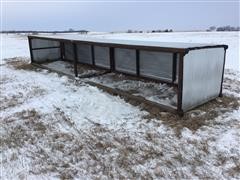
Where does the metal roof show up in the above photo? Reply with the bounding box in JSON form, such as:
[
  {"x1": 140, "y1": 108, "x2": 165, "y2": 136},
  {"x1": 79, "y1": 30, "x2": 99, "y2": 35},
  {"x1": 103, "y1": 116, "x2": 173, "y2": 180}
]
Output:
[{"x1": 29, "y1": 34, "x2": 228, "y2": 52}]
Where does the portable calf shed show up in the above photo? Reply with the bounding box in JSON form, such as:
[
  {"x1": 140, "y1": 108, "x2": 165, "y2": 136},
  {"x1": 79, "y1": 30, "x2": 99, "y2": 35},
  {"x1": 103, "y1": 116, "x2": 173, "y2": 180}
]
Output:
[{"x1": 28, "y1": 35, "x2": 228, "y2": 115}]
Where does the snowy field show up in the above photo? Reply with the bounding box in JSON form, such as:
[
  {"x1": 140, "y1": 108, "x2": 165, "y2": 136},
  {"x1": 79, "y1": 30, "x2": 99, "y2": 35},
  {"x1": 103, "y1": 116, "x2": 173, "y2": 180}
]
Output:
[{"x1": 0, "y1": 32, "x2": 240, "y2": 179}]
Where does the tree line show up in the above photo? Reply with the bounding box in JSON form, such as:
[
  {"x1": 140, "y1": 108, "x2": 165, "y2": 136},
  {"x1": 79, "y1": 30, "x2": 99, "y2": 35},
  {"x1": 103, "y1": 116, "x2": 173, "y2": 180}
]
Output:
[{"x1": 207, "y1": 26, "x2": 240, "y2": 31}]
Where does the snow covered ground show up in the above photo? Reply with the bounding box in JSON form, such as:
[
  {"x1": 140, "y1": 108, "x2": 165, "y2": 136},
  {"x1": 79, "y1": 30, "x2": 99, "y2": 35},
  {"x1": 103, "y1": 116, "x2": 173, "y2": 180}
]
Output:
[{"x1": 0, "y1": 32, "x2": 240, "y2": 179}]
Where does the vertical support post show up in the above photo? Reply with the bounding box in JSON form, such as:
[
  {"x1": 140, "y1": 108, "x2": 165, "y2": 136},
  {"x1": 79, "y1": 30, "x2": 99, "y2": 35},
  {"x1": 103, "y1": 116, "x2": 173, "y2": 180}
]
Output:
[
  {"x1": 73, "y1": 43, "x2": 78, "y2": 77},
  {"x1": 60, "y1": 42, "x2": 65, "y2": 61},
  {"x1": 28, "y1": 37, "x2": 34, "y2": 63},
  {"x1": 91, "y1": 45, "x2": 95, "y2": 65},
  {"x1": 110, "y1": 47, "x2": 115, "y2": 71},
  {"x1": 172, "y1": 53, "x2": 177, "y2": 84},
  {"x1": 136, "y1": 49, "x2": 140, "y2": 76},
  {"x1": 219, "y1": 47, "x2": 227, "y2": 97},
  {"x1": 177, "y1": 53, "x2": 184, "y2": 116}
]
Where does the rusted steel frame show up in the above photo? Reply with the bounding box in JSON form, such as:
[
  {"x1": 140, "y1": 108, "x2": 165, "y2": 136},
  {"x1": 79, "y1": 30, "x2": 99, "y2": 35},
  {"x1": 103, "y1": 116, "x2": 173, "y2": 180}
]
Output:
[
  {"x1": 73, "y1": 43, "x2": 78, "y2": 77},
  {"x1": 219, "y1": 47, "x2": 228, "y2": 97}
]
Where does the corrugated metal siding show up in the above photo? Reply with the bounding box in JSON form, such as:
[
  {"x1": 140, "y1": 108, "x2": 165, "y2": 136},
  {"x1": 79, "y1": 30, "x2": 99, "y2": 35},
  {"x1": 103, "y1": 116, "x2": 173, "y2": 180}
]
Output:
[
  {"x1": 115, "y1": 48, "x2": 136, "y2": 74},
  {"x1": 175, "y1": 53, "x2": 179, "y2": 83},
  {"x1": 77, "y1": 44, "x2": 92, "y2": 64},
  {"x1": 182, "y1": 48, "x2": 225, "y2": 111},
  {"x1": 31, "y1": 39, "x2": 60, "y2": 49},
  {"x1": 140, "y1": 51, "x2": 173, "y2": 80},
  {"x1": 94, "y1": 46, "x2": 110, "y2": 68},
  {"x1": 32, "y1": 48, "x2": 61, "y2": 62},
  {"x1": 64, "y1": 42, "x2": 74, "y2": 61}
]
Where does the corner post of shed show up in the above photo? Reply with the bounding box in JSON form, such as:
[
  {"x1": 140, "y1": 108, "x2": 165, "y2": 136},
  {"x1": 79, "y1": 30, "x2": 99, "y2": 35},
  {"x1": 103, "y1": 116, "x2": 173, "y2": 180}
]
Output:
[
  {"x1": 73, "y1": 42, "x2": 78, "y2": 77},
  {"x1": 28, "y1": 36, "x2": 34, "y2": 63},
  {"x1": 177, "y1": 50, "x2": 188, "y2": 116},
  {"x1": 219, "y1": 46, "x2": 228, "y2": 97}
]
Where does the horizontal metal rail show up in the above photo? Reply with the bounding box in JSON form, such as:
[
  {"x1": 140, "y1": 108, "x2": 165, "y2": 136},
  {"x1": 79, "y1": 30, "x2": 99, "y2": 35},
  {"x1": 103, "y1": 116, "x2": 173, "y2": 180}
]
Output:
[{"x1": 32, "y1": 46, "x2": 61, "y2": 50}]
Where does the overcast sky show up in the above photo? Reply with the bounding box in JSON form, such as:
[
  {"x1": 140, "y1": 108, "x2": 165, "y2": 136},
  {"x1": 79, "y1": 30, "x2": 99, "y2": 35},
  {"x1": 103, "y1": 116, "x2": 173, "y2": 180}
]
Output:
[{"x1": 2, "y1": 1, "x2": 239, "y2": 31}]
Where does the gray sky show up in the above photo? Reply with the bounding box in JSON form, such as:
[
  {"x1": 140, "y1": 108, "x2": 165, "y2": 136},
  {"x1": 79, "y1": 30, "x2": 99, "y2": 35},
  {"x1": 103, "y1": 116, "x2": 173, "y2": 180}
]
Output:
[{"x1": 2, "y1": 1, "x2": 240, "y2": 31}]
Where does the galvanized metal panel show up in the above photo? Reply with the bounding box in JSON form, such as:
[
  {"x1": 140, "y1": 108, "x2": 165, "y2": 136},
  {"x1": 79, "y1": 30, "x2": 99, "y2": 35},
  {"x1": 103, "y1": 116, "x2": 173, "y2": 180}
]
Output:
[
  {"x1": 32, "y1": 48, "x2": 61, "y2": 62},
  {"x1": 175, "y1": 53, "x2": 179, "y2": 83},
  {"x1": 182, "y1": 48, "x2": 225, "y2": 111},
  {"x1": 31, "y1": 38, "x2": 60, "y2": 49},
  {"x1": 77, "y1": 44, "x2": 92, "y2": 64},
  {"x1": 64, "y1": 42, "x2": 74, "y2": 61},
  {"x1": 139, "y1": 51, "x2": 173, "y2": 80},
  {"x1": 94, "y1": 46, "x2": 110, "y2": 68},
  {"x1": 115, "y1": 48, "x2": 136, "y2": 74}
]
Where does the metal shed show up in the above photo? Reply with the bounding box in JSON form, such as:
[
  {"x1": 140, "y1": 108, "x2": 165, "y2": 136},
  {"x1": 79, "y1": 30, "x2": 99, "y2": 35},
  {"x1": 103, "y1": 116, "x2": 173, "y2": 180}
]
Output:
[{"x1": 28, "y1": 34, "x2": 228, "y2": 115}]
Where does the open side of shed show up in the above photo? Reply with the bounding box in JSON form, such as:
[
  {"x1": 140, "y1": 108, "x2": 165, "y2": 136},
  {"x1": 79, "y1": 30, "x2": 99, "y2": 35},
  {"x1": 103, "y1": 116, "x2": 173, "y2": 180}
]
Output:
[{"x1": 28, "y1": 35, "x2": 228, "y2": 115}]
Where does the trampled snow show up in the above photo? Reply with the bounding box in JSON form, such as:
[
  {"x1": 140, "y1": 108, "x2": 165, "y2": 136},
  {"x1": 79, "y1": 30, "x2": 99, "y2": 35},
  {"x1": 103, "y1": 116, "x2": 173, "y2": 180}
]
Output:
[
  {"x1": 89, "y1": 72, "x2": 177, "y2": 107},
  {"x1": 0, "y1": 32, "x2": 240, "y2": 179}
]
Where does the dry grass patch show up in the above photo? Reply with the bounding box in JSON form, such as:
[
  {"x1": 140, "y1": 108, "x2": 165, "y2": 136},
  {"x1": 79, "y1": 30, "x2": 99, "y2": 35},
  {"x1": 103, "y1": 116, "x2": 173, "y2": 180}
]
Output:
[
  {"x1": 0, "y1": 86, "x2": 45, "y2": 111},
  {"x1": 0, "y1": 109, "x2": 43, "y2": 149},
  {"x1": 1, "y1": 106, "x2": 239, "y2": 179},
  {"x1": 4, "y1": 57, "x2": 41, "y2": 71}
]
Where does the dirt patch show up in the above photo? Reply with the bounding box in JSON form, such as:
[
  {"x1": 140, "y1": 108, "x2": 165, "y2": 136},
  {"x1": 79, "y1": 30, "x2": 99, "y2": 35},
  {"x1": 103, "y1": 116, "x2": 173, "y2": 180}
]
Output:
[
  {"x1": 142, "y1": 95, "x2": 240, "y2": 134},
  {"x1": 0, "y1": 93, "x2": 25, "y2": 111},
  {"x1": 4, "y1": 57, "x2": 41, "y2": 71}
]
